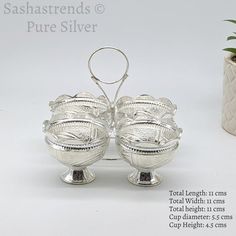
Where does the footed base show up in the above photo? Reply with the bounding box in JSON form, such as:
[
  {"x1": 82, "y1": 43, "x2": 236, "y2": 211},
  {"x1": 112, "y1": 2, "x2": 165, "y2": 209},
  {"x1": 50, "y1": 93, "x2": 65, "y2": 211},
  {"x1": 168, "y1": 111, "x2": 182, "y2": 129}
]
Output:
[
  {"x1": 60, "y1": 168, "x2": 95, "y2": 185},
  {"x1": 128, "y1": 170, "x2": 162, "y2": 187}
]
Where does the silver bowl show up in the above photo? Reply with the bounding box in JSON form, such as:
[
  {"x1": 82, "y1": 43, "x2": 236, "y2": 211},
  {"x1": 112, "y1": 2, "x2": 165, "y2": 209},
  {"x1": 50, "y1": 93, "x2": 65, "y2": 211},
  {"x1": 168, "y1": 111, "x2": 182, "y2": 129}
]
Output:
[
  {"x1": 49, "y1": 92, "x2": 112, "y2": 127},
  {"x1": 115, "y1": 95, "x2": 177, "y2": 129},
  {"x1": 116, "y1": 120, "x2": 182, "y2": 186},
  {"x1": 44, "y1": 118, "x2": 109, "y2": 184}
]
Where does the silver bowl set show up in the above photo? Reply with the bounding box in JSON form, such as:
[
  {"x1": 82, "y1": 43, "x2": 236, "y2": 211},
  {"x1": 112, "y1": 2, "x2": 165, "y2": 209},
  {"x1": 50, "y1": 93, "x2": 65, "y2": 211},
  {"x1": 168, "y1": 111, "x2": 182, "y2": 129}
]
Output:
[{"x1": 43, "y1": 47, "x2": 182, "y2": 187}]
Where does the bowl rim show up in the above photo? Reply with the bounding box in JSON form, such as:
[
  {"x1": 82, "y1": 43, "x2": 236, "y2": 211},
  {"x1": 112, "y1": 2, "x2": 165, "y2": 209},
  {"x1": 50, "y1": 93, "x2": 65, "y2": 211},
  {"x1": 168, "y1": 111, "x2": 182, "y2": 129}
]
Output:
[
  {"x1": 45, "y1": 118, "x2": 109, "y2": 151},
  {"x1": 116, "y1": 120, "x2": 181, "y2": 153},
  {"x1": 50, "y1": 92, "x2": 109, "y2": 112},
  {"x1": 45, "y1": 136, "x2": 108, "y2": 152},
  {"x1": 117, "y1": 119, "x2": 181, "y2": 133},
  {"x1": 116, "y1": 137, "x2": 179, "y2": 154},
  {"x1": 116, "y1": 95, "x2": 177, "y2": 113}
]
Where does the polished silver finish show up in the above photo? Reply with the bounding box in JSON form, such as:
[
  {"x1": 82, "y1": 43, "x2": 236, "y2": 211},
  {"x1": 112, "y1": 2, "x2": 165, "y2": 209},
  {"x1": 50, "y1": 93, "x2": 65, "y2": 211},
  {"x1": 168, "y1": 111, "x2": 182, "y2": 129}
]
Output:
[
  {"x1": 88, "y1": 47, "x2": 130, "y2": 160},
  {"x1": 88, "y1": 47, "x2": 129, "y2": 119},
  {"x1": 43, "y1": 93, "x2": 110, "y2": 184},
  {"x1": 115, "y1": 94, "x2": 177, "y2": 130},
  {"x1": 128, "y1": 170, "x2": 162, "y2": 186},
  {"x1": 88, "y1": 47, "x2": 129, "y2": 110},
  {"x1": 49, "y1": 92, "x2": 112, "y2": 127},
  {"x1": 44, "y1": 118, "x2": 109, "y2": 184},
  {"x1": 61, "y1": 168, "x2": 95, "y2": 185},
  {"x1": 43, "y1": 47, "x2": 183, "y2": 186},
  {"x1": 115, "y1": 95, "x2": 182, "y2": 187},
  {"x1": 88, "y1": 46, "x2": 129, "y2": 85}
]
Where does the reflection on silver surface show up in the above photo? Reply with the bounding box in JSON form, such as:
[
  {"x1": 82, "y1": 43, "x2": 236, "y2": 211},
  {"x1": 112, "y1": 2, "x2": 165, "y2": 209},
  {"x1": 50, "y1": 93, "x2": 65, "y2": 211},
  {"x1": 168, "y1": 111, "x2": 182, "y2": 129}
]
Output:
[
  {"x1": 115, "y1": 95, "x2": 182, "y2": 187},
  {"x1": 43, "y1": 93, "x2": 110, "y2": 184},
  {"x1": 43, "y1": 47, "x2": 182, "y2": 186}
]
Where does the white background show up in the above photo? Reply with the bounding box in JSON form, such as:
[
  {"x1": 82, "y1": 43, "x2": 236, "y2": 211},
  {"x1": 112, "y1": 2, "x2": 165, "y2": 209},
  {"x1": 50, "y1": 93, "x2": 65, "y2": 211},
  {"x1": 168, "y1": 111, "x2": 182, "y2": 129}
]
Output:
[{"x1": 0, "y1": 0, "x2": 236, "y2": 235}]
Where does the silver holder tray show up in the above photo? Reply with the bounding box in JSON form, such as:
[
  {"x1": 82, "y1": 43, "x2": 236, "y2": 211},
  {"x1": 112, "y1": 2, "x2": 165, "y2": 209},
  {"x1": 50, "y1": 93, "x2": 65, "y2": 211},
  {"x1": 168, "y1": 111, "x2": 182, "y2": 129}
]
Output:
[{"x1": 43, "y1": 47, "x2": 183, "y2": 186}]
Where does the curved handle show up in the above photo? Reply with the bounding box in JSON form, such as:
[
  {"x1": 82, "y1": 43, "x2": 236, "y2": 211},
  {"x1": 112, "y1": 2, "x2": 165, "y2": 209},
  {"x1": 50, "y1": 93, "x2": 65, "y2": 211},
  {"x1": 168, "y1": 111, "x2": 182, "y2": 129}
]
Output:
[
  {"x1": 88, "y1": 46, "x2": 129, "y2": 106},
  {"x1": 88, "y1": 46, "x2": 129, "y2": 84}
]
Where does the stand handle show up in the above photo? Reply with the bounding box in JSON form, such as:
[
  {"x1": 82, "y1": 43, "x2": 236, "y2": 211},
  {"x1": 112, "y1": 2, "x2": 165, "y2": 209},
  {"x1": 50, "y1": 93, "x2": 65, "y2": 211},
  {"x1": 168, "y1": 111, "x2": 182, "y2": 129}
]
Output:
[{"x1": 88, "y1": 46, "x2": 129, "y2": 107}]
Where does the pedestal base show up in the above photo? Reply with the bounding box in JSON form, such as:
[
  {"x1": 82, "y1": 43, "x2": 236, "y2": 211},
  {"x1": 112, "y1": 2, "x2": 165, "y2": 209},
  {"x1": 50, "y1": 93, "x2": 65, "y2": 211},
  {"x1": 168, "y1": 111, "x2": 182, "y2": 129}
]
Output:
[
  {"x1": 60, "y1": 168, "x2": 95, "y2": 185},
  {"x1": 128, "y1": 170, "x2": 162, "y2": 187}
]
